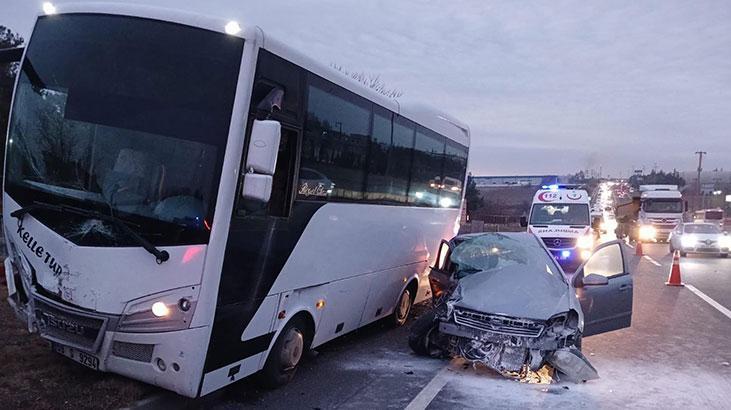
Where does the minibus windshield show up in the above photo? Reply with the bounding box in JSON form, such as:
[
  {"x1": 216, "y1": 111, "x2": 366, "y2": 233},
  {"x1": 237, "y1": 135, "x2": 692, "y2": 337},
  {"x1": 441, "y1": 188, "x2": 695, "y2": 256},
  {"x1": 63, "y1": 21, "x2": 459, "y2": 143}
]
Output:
[{"x1": 5, "y1": 14, "x2": 243, "y2": 246}]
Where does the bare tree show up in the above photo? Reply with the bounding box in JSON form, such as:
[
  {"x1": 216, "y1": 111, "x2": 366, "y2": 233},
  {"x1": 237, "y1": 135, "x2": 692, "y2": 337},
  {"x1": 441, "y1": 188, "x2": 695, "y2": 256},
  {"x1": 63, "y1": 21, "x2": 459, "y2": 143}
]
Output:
[{"x1": 330, "y1": 63, "x2": 404, "y2": 99}]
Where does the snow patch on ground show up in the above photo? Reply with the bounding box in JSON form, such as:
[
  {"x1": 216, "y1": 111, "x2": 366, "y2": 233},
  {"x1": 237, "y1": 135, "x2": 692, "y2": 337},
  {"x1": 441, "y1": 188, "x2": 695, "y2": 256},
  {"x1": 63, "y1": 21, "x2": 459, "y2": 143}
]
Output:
[{"x1": 430, "y1": 356, "x2": 731, "y2": 409}]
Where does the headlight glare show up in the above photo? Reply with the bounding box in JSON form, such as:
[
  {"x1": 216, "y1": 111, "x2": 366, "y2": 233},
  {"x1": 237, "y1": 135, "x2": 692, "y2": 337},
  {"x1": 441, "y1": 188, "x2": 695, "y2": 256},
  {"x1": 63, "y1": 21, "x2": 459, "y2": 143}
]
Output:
[
  {"x1": 639, "y1": 225, "x2": 656, "y2": 240},
  {"x1": 151, "y1": 301, "x2": 170, "y2": 317},
  {"x1": 577, "y1": 235, "x2": 594, "y2": 249},
  {"x1": 718, "y1": 236, "x2": 731, "y2": 248},
  {"x1": 681, "y1": 235, "x2": 697, "y2": 248}
]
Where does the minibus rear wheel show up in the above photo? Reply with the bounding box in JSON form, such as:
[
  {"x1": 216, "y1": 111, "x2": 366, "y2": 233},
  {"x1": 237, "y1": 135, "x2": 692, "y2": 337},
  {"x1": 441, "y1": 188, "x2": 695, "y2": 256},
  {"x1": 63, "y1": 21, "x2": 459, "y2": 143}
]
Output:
[{"x1": 259, "y1": 317, "x2": 310, "y2": 387}]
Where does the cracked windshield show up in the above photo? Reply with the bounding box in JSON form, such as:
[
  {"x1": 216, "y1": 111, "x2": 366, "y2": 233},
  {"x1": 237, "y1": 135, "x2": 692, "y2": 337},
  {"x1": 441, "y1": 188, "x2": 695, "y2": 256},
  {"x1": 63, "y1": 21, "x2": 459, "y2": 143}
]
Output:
[{"x1": 5, "y1": 14, "x2": 242, "y2": 245}]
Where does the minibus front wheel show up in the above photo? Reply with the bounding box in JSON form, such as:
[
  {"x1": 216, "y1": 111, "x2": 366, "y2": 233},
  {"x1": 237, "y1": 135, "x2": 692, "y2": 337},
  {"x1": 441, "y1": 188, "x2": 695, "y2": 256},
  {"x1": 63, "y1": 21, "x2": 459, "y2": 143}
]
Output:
[{"x1": 259, "y1": 316, "x2": 312, "y2": 387}]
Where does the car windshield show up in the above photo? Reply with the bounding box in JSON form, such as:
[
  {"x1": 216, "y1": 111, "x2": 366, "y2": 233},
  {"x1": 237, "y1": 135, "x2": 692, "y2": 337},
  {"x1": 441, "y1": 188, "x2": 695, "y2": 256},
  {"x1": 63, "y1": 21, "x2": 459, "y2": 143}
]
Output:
[
  {"x1": 5, "y1": 14, "x2": 243, "y2": 246},
  {"x1": 643, "y1": 199, "x2": 682, "y2": 213},
  {"x1": 529, "y1": 203, "x2": 589, "y2": 226},
  {"x1": 684, "y1": 224, "x2": 721, "y2": 234},
  {"x1": 450, "y1": 233, "x2": 565, "y2": 285}
]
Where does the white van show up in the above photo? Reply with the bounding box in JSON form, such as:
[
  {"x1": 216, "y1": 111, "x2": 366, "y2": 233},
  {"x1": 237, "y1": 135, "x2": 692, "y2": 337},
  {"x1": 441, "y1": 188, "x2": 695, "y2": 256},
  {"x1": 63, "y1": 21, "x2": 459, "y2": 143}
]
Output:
[{"x1": 521, "y1": 185, "x2": 594, "y2": 271}]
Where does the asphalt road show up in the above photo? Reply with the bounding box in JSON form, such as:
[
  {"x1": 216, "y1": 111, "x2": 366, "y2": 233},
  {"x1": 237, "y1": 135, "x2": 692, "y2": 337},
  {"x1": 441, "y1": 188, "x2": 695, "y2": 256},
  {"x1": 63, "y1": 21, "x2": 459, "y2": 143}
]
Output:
[
  {"x1": 641, "y1": 243, "x2": 731, "y2": 309},
  {"x1": 148, "y1": 240, "x2": 731, "y2": 409}
]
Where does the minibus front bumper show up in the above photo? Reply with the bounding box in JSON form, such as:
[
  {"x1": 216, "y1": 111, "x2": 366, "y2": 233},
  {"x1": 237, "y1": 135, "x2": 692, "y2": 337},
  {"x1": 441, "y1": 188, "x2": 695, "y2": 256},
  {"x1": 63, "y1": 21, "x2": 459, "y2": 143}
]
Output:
[{"x1": 4, "y1": 257, "x2": 207, "y2": 398}]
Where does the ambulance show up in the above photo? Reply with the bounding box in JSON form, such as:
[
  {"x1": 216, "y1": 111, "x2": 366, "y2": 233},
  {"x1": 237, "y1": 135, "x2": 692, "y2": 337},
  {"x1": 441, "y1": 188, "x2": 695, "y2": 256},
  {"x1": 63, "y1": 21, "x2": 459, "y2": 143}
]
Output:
[{"x1": 521, "y1": 185, "x2": 594, "y2": 271}]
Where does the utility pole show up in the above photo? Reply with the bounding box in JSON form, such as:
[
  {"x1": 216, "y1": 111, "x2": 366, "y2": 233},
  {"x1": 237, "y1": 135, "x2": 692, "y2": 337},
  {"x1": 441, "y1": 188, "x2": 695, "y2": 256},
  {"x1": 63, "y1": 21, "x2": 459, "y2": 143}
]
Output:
[{"x1": 695, "y1": 150, "x2": 707, "y2": 209}]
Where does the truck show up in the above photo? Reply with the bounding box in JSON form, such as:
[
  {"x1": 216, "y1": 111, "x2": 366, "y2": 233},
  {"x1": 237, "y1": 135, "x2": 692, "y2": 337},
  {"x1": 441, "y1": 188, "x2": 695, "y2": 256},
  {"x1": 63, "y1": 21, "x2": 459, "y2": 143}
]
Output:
[
  {"x1": 615, "y1": 185, "x2": 685, "y2": 243},
  {"x1": 520, "y1": 185, "x2": 595, "y2": 272},
  {"x1": 693, "y1": 208, "x2": 725, "y2": 229}
]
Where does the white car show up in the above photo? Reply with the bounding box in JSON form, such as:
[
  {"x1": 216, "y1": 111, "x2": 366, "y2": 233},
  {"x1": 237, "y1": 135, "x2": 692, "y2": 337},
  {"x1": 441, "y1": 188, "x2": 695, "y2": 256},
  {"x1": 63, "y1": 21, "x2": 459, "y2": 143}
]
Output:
[{"x1": 668, "y1": 223, "x2": 730, "y2": 258}]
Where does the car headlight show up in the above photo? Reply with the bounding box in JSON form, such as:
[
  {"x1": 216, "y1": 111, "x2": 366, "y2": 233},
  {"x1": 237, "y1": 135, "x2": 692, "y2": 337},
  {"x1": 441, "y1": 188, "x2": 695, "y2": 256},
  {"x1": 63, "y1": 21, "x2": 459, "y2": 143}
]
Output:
[
  {"x1": 720, "y1": 236, "x2": 731, "y2": 248},
  {"x1": 639, "y1": 225, "x2": 656, "y2": 240},
  {"x1": 577, "y1": 235, "x2": 594, "y2": 249},
  {"x1": 680, "y1": 235, "x2": 697, "y2": 248},
  {"x1": 118, "y1": 286, "x2": 198, "y2": 333}
]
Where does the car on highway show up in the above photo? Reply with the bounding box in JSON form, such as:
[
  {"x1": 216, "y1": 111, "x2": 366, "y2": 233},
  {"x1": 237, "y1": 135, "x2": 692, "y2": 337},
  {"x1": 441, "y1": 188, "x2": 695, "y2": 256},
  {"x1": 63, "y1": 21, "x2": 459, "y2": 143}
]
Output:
[
  {"x1": 409, "y1": 232, "x2": 633, "y2": 382},
  {"x1": 668, "y1": 223, "x2": 730, "y2": 258}
]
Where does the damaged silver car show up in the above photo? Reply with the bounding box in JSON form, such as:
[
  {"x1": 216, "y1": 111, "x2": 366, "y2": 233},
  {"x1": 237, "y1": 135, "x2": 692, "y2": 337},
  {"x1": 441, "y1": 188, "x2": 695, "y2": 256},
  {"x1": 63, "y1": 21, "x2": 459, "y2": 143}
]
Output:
[{"x1": 409, "y1": 232, "x2": 633, "y2": 382}]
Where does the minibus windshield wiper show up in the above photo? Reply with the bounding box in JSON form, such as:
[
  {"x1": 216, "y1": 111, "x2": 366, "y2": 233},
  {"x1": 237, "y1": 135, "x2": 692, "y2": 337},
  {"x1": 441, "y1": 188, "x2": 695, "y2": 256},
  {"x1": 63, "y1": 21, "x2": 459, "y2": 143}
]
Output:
[{"x1": 10, "y1": 202, "x2": 170, "y2": 264}]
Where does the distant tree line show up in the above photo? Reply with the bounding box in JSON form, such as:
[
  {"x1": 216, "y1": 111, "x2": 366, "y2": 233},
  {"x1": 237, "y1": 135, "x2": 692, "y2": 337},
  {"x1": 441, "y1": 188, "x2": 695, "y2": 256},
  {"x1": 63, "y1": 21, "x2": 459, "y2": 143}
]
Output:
[
  {"x1": 0, "y1": 26, "x2": 24, "y2": 173},
  {"x1": 628, "y1": 169, "x2": 685, "y2": 189}
]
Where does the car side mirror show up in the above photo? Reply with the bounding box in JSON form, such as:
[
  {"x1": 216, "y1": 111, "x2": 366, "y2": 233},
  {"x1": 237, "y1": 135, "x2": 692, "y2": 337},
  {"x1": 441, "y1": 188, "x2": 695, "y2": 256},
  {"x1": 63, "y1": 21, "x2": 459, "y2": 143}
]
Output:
[
  {"x1": 242, "y1": 120, "x2": 281, "y2": 202},
  {"x1": 520, "y1": 216, "x2": 528, "y2": 227},
  {"x1": 582, "y1": 273, "x2": 609, "y2": 286}
]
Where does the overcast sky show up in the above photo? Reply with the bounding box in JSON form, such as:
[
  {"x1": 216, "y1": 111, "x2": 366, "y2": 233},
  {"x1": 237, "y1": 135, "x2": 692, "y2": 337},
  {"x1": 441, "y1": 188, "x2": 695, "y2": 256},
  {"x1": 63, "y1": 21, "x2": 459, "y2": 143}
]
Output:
[{"x1": 4, "y1": 0, "x2": 730, "y2": 177}]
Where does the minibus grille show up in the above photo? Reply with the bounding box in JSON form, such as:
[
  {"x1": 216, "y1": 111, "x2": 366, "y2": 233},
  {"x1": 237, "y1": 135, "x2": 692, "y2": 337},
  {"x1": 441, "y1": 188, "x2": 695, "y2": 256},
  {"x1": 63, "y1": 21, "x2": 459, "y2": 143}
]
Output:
[
  {"x1": 34, "y1": 298, "x2": 106, "y2": 352},
  {"x1": 112, "y1": 341, "x2": 154, "y2": 363}
]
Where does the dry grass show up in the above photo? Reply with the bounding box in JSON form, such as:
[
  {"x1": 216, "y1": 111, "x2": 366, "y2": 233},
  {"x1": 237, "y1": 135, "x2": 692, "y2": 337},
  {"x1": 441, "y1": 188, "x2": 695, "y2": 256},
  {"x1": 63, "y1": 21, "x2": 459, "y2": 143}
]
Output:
[{"x1": 0, "y1": 284, "x2": 151, "y2": 410}]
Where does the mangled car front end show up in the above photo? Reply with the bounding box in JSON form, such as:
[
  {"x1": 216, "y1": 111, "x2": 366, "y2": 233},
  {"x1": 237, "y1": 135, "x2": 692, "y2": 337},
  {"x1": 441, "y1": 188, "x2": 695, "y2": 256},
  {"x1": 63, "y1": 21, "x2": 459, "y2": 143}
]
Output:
[{"x1": 409, "y1": 233, "x2": 620, "y2": 382}]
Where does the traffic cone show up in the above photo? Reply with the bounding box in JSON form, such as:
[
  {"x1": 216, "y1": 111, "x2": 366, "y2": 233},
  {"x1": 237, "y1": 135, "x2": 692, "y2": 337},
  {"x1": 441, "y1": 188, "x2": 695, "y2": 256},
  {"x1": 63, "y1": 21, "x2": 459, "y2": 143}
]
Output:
[
  {"x1": 635, "y1": 241, "x2": 643, "y2": 256},
  {"x1": 665, "y1": 250, "x2": 684, "y2": 287}
]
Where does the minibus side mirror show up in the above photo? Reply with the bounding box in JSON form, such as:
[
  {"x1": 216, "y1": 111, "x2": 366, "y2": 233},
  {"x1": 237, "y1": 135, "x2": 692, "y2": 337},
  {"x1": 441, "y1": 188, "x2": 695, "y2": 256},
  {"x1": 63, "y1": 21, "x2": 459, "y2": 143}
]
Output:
[
  {"x1": 242, "y1": 120, "x2": 281, "y2": 202},
  {"x1": 520, "y1": 216, "x2": 528, "y2": 227}
]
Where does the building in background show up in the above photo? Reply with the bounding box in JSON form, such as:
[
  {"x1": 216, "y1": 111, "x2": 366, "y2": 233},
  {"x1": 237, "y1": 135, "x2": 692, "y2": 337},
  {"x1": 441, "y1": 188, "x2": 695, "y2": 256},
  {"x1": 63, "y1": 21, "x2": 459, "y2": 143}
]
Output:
[{"x1": 472, "y1": 175, "x2": 559, "y2": 188}]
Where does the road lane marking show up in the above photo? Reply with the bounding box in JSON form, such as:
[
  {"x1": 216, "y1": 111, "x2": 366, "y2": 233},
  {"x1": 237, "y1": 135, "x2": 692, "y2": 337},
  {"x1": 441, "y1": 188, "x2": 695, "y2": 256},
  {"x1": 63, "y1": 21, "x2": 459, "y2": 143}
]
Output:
[
  {"x1": 686, "y1": 284, "x2": 731, "y2": 320},
  {"x1": 405, "y1": 365, "x2": 451, "y2": 410},
  {"x1": 643, "y1": 255, "x2": 662, "y2": 266}
]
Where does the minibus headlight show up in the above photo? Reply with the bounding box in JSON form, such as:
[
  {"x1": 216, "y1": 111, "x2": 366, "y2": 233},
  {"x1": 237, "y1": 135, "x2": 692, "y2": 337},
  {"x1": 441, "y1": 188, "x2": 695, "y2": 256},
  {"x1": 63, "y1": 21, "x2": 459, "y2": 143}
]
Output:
[
  {"x1": 151, "y1": 301, "x2": 170, "y2": 317},
  {"x1": 638, "y1": 225, "x2": 656, "y2": 241},
  {"x1": 119, "y1": 286, "x2": 198, "y2": 333},
  {"x1": 577, "y1": 235, "x2": 594, "y2": 249}
]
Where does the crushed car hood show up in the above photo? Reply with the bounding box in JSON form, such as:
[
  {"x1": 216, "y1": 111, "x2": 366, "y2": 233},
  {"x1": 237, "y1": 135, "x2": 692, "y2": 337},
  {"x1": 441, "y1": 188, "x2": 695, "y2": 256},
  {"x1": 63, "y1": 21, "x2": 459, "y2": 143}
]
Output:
[{"x1": 452, "y1": 264, "x2": 571, "y2": 321}]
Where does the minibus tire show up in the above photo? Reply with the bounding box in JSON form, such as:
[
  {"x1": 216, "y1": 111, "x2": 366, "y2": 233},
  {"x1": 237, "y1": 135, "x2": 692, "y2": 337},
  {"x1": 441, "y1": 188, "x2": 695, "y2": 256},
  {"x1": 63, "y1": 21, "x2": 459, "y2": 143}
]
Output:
[
  {"x1": 259, "y1": 317, "x2": 309, "y2": 388},
  {"x1": 392, "y1": 288, "x2": 413, "y2": 327}
]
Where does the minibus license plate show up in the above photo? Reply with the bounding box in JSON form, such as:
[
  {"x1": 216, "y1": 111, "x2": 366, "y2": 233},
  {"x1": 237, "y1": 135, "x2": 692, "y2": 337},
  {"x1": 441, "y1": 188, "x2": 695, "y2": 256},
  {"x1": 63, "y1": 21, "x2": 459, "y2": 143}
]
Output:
[{"x1": 52, "y1": 342, "x2": 99, "y2": 370}]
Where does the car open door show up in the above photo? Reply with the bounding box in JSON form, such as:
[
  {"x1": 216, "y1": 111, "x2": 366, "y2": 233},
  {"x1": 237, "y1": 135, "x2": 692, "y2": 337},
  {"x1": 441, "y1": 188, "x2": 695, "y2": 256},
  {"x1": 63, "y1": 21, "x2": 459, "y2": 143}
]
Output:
[
  {"x1": 573, "y1": 240, "x2": 633, "y2": 337},
  {"x1": 428, "y1": 240, "x2": 453, "y2": 300}
]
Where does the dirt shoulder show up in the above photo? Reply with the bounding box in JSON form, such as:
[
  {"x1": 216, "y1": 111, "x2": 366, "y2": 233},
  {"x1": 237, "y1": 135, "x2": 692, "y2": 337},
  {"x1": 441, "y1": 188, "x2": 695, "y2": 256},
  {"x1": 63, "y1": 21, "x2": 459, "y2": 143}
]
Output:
[{"x1": 0, "y1": 282, "x2": 152, "y2": 410}]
